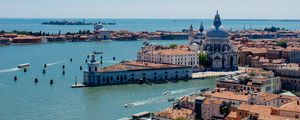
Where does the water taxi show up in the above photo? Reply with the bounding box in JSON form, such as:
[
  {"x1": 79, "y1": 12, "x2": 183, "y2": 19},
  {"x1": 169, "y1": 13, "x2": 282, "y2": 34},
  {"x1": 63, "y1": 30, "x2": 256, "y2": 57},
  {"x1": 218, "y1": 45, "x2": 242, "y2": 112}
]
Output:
[
  {"x1": 17, "y1": 63, "x2": 30, "y2": 69},
  {"x1": 93, "y1": 51, "x2": 103, "y2": 54}
]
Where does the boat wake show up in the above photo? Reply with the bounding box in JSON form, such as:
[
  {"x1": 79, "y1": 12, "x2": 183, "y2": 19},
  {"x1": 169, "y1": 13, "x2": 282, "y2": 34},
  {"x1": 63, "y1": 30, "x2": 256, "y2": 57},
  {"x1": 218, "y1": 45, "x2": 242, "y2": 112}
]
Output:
[
  {"x1": 126, "y1": 88, "x2": 199, "y2": 107},
  {"x1": 46, "y1": 60, "x2": 66, "y2": 66},
  {"x1": 0, "y1": 67, "x2": 21, "y2": 73},
  {"x1": 167, "y1": 88, "x2": 196, "y2": 95},
  {"x1": 129, "y1": 96, "x2": 165, "y2": 107},
  {"x1": 104, "y1": 60, "x2": 119, "y2": 63}
]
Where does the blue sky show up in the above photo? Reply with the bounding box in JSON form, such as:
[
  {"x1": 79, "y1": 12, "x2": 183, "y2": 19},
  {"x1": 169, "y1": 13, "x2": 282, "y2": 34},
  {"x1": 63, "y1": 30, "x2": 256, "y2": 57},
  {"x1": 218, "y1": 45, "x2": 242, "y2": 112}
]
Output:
[{"x1": 1, "y1": 0, "x2": 299, "y2": 19}]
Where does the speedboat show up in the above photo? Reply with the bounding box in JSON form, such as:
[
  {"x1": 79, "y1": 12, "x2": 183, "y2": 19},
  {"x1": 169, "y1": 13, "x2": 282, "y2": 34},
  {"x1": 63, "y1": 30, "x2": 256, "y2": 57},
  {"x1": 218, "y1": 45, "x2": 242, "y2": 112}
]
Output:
[
  {"x1": 163, "y1": 91, "x2": 171, "y2": 96},
  {"x1": 168, "y1": 98, "x2": 175, "y2": 102},
  {"x1": 124, "y1": 103, "x2": 134, "y2": 108},
  {"x1": 200, "y1": 88, "x2": 209, "y2": 92},
  {"x1": 93, "y1": 51, "x2": 103, "y2": 54},
  {"x1": 17, "y1": 63, "x2": 30, "y2": 69}
]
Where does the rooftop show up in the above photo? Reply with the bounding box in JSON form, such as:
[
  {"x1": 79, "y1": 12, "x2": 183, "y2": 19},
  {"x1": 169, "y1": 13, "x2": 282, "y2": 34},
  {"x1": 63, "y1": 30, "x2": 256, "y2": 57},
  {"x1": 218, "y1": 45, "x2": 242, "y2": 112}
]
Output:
[
  {"x1": 151, "y1": 48, "x2": 196, "y2": 55},
  {"x1": 99, "y1": 60, "x2": 190, "y2": 72},
  {"x1": 154, "y1": 108, "x2": 193, "y2": 120},
  {"x1": 204, "y1": 91, "x2": 249, "y2": 102},
  {"x1": 279, "y1": 100, "x2": 300, "y2": 112}
]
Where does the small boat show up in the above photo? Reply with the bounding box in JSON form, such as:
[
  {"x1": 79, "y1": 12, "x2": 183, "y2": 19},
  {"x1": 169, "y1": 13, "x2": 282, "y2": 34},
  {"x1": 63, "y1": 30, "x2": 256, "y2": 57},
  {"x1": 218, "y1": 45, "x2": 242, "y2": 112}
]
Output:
[
  {"x1": 168, "y1": 98, "x2": 175, "y2": 102},
  {"x1": 17, "y1": 63, "x2": 30, "y2": 69},
  {"x1": 142, "y1": 41, "x2": 149, "y2": 45},
  {"x1": 124, "y1": 103, "x2": 134, "y2": 108},
  {"x1": 93, "y1": 51, "x2": 103, "y2": 54},
  {"x1": 163, "y1": 91, "x2": 171, "y2": 96},
  {"x1": 200, "y1": 88, "x2": 209, "y2": 92}
]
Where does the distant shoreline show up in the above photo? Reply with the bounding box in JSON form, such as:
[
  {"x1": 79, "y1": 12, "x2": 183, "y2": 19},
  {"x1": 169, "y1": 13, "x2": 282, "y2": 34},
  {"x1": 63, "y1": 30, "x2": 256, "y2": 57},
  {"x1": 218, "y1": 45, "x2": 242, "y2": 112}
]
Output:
[{"x1": 0, "y1": 18, "x2": 300, "y2": 21}]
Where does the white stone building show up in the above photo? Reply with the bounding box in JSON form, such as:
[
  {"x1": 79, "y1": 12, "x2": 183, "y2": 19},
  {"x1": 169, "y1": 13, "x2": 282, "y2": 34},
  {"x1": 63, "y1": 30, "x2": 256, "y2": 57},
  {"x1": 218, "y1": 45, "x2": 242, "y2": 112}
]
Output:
[
  {"x1": 83, "y1": 55, "x2": 193, "y2": 86},
  {"x1": 137, "y1": 44, "x2": 199, "y2": 68},
  {"x1": 93, "y1": 22, "x2": 111, "y2": 40},
  {"x1": 189, "y1": 11, "x2": 238, "y2": 71}
]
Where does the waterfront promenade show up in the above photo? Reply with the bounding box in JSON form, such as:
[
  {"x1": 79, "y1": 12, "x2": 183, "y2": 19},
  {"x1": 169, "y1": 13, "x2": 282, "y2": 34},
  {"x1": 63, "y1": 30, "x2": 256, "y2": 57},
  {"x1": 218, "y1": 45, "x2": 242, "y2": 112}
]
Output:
[{"x1": 192, "y1": 67, "x2": 246, "y2": 79}]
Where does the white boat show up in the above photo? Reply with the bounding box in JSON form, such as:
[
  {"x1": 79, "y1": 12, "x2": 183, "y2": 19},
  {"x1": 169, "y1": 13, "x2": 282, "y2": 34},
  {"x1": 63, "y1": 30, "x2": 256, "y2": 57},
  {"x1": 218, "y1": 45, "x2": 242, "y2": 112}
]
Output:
[
  {"x1": 163, "y1": 91, "x2": 171, "y2": 96},
  {"x1": 124, "y1": 103, "x2": 134, "y2": 108},
  {"x1": 17, "y1": 63, "x2": 30, "y2": 69},
  {"x1": 93, "y1": 51, "x2": 103, "y2": 54}
]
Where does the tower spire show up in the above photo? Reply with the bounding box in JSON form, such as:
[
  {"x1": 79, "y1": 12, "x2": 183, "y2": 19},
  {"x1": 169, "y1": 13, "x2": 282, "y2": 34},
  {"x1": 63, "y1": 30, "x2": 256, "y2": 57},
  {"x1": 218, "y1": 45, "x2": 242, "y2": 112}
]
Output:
[
  {"x1": 199, "y1": 22, "x2": 204, "y2": 33},
  {"x1": 213, "y1": 11, "x2": 222, "y2": 30},
  {"x1": 189, "y1": 24, "x2": 193, "y2": 31}
]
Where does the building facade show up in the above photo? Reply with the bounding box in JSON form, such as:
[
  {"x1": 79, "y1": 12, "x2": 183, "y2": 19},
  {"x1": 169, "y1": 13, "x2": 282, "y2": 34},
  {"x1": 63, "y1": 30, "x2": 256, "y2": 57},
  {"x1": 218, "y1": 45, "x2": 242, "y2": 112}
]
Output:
[
  {"x1": 93, "y1": 22, "x2": 111, "y2": 40},
  {"x1": 190, "y1": 11, "x2": 238, "y2": 71},
  {"x1": 83, "y1": 55, "x2": 193, "y2": 86},
  {"x1": 137, "y1": 44, "x2": 199, "y2": 68}
]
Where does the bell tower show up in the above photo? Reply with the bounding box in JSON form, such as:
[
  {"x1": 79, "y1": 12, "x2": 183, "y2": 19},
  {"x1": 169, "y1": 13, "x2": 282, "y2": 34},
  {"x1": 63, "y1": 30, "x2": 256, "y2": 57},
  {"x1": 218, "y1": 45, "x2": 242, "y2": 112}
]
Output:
[
  {"x1": 213, "y1": 11, "x2": 222, "y2": 30},
  {"x1": 188, "y1": 24, "x2": 194, "y2": 44},
  {"x1": 87, "y1": 54, "x2": 100, "y2": 72}
]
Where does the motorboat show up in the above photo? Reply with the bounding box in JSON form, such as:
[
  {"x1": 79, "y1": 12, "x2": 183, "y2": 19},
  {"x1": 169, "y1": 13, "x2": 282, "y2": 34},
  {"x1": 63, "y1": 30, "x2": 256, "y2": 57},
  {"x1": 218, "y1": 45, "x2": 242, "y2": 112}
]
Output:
[
  {"x1": 168, "y1": 98, "x2": 175, "y2": 102},
  {"x1": 93, "y1": 51, "x2": 103, "y2": 54},
  {"x1": 163, "y1": 91, "x2": 171, "y2": 96},
  {"x1": 17, "y1": 63, "x2": 30, "y2": 69},
  {"x1": 200, "y1": 88, "x2": 209, "y2": 92},
  {"x1": 124, "y1": 103, "x2": 134, "y2": 108}
]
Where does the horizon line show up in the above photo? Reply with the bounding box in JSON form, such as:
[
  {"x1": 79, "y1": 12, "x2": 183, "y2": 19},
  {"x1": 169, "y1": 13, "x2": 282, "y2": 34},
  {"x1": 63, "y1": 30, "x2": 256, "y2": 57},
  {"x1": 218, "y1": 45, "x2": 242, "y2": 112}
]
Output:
[{"x1": 1, "y1": 17, "x2": 300, "y2": 21}]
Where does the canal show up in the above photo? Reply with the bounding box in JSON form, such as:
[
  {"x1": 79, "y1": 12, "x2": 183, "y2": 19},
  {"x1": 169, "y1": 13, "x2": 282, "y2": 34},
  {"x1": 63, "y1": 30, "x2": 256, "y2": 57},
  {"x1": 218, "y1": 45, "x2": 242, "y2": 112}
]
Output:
[{"x1": 0, "y1": 40, "x2": 216, "y2": 120}]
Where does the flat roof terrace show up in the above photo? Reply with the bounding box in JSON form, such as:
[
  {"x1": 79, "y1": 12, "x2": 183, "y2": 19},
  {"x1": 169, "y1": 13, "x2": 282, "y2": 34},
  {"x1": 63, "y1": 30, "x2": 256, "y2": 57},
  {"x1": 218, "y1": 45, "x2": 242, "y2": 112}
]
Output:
[{"x1": 98, "y1": 60, "x2": 190, "y2": 72}]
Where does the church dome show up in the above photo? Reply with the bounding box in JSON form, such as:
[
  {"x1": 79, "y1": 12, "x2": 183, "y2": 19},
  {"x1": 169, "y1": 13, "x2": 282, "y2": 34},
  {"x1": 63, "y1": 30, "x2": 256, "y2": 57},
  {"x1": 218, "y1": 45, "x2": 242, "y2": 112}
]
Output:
[
  {"x1": 206, "y1": 27, "x2": 229, "y2": 37},
  {"x1": 206, "y1": 11, "x2": 229, "y2": 38}
]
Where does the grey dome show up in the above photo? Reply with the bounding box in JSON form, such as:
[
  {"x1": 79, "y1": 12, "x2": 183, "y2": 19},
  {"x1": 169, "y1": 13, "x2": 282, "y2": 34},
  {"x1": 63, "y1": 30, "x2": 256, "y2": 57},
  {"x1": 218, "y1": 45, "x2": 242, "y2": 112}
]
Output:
[{"x1": 206, "y1": 26, "x2": 229, "y2": 37}]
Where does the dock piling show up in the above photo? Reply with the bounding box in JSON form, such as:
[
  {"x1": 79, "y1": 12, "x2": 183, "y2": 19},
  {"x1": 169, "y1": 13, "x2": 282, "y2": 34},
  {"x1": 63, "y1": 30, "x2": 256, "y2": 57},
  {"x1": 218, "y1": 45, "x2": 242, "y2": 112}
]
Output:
[
  {"x1": 50, "y1": 80, "x2": 54, "y2": 85},
  {"x1": 35, "y1": 78, "x2": 38, "y2": 83}
]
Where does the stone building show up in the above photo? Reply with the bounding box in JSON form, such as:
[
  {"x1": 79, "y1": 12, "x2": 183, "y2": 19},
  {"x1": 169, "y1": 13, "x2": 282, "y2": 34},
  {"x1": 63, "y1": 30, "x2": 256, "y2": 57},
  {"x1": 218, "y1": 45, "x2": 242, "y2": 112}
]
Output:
[
  {"x1": 137, "y1": 44, "x2": 199, "y2": 68},
  {"x1": 93, "y1": 22, "x2": 111, "y2": 40},
  {"x1": 201, "y1": 11, "x2": 238, "y2": 71},
  {"x1": 83, "y1": 55, "x2": 193, "y2": 86}
]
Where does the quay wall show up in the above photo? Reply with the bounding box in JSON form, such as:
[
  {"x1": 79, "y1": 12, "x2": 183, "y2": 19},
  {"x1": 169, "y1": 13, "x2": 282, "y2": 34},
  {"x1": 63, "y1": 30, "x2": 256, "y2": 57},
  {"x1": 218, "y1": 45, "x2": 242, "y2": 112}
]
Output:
[{"x1": 83, "y1": 67, "x2": 193, "y2": 86}]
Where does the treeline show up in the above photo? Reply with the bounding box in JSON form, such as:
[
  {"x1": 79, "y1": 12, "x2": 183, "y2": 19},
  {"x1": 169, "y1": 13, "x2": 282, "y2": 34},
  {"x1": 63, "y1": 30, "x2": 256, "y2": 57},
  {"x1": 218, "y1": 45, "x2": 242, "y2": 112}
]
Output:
[
  {"x1": 0, "y1": 30, "x2": 92, "y2": 36},
  {"x1": 263, "y1": 26, "x2": 286, "y2": 32}
]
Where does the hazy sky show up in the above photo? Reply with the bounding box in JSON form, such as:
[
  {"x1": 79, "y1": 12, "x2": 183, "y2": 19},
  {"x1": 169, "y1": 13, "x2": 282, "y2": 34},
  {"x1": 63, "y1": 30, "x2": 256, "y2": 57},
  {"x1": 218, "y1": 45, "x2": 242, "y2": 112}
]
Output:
[{"x1": 1, "y1": 0, "x2": 299, "y2": 19}]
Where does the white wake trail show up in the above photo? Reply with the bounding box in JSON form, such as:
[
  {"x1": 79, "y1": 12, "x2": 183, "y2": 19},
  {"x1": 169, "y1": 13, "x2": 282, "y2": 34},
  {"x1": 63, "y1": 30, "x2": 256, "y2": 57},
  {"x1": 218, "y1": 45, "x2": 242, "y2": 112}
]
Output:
[
  {"x1": 46, "y1": 60, "x2": 66, "y2": 66},
  {"x1": 0, "y1": 67, "x2": 21, "y2": 73}
]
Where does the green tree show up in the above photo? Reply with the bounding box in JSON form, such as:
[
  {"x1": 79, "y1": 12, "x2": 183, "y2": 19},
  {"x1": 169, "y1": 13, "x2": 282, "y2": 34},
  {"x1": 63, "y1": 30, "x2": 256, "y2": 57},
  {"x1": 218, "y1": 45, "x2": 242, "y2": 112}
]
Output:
[
  {"x1": 198, "y1": 52, "x2": 209, "y2": 68},
  {"x1": 169, "y1": 44, "x2": 177, "y2": 49},
  {"x1": 277, "y1": 41, "x2": 288, "y2": 48}
]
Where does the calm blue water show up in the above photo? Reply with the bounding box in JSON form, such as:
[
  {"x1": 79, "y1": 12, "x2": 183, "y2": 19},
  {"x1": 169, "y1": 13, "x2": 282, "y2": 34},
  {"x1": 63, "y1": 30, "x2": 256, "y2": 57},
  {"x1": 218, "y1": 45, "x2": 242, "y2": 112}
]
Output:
[
  {"x1": 0, "y1": 40, "x2": 217, "y2": 120},
  {"x1": 1, "y1": 19, "x2": 298, "y2": 120},
  {"x1": 1, "y1": 19, "x2": 300, "y2": 34}
]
